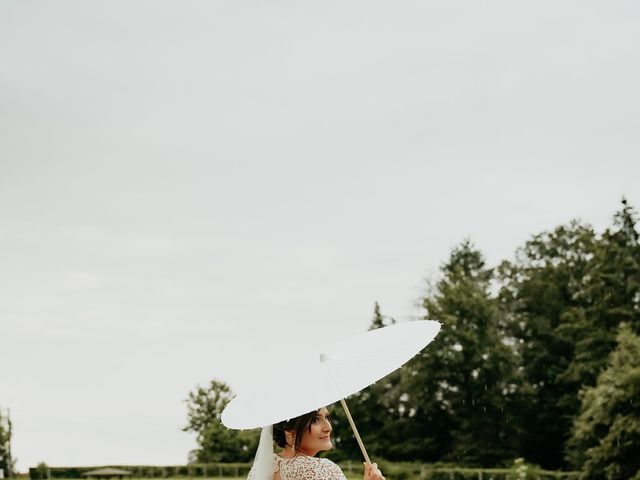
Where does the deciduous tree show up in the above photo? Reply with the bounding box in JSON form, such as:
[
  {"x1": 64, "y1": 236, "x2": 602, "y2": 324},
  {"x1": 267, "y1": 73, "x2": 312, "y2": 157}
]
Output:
[
  {"x1": 567, "y1": 323, "x2": 640, "y2": 480},
  {"x1": 183, "y1": 380, "x2": 259, "y2": 463},
  {"x1": 0, "y1": 408, "x2": 15, "y2": 478}
]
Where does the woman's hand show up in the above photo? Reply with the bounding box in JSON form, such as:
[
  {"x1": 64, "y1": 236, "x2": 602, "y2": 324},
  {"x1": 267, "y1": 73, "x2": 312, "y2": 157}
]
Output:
[{"x1": 363, "y1": 462, "x2": 384, "y2": 480}]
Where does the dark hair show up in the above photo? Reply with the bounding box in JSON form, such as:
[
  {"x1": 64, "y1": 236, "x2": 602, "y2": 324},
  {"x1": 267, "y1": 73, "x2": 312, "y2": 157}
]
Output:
[{"x1": 273, "y1": 410, "x2": 319, "y2": 453}]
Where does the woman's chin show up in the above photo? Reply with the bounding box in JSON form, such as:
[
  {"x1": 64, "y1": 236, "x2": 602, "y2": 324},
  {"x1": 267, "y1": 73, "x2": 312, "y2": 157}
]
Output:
[{"x1": 311, "y1": 439, "x2": 333, "y2": 452}]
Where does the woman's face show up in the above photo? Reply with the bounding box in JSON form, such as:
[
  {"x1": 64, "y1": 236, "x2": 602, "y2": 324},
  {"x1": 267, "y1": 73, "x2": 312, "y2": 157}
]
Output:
[{"x1": 298, "y1": 407, "x2": 332, "y2": 456}]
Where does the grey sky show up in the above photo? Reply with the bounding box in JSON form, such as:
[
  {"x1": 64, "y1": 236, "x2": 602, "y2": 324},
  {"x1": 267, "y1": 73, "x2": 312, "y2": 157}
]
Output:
[{"x1": 1, "y1": 0, "x2": 639, "y2": 471}]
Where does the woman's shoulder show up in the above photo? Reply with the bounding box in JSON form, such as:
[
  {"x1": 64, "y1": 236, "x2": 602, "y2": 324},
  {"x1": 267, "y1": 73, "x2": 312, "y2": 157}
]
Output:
[
  {"x1": 247, "y1": 454, "x2": 282, "y2": 479},
  {"x1": 317, "y1": 457, "x2": 345, "y2": 475},
  {"x1": 281, "y1": 455, "x2": 346, "y2": 480}
]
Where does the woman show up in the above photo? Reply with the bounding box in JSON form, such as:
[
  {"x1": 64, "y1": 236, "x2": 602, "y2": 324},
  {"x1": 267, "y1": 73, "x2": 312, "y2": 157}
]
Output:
[{"x1": 248, "y1": 407, "x2": 385, "y2": 480}]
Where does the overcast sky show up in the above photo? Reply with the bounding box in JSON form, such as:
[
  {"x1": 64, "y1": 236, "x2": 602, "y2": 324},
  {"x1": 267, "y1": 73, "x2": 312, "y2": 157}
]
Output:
[{"x1": 1, "y1": 0, "x2": 639, "y2": 471}]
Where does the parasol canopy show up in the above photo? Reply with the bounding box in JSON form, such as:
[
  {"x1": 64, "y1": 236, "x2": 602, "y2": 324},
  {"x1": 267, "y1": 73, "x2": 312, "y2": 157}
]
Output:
[{"x1": 221, "y1": 319, "x2": 441, "y2": 430}]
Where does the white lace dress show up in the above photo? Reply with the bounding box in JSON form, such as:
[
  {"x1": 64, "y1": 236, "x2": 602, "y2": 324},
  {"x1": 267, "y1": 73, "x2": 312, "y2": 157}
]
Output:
[{"x1": 247, "y1": 453, "x2": 347, "y2": 480}]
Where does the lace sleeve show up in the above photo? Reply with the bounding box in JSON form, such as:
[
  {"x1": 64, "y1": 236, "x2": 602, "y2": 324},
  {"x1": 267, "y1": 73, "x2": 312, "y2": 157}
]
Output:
[
  {"x1": 247, "y1": 454, "x2": 279, "y2": 480},
  {"x1": 316, "y1": 459, "x2": 347, "y2": 480}
]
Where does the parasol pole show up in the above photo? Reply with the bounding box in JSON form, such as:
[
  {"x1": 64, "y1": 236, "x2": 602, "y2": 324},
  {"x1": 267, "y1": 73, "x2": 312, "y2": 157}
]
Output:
[{"x1": 340, "y1": 398, "x2": 372, "y2": 465}]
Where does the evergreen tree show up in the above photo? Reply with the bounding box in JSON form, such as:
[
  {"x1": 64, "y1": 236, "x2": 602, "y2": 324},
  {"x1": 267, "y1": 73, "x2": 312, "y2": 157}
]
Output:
[
  {"x1": 369, "y1": 302, "x2": 396, "y2": 331},
  {"x1": 563, "y1": 199, "x2": 640, "y2": 389},
  {"x1": 327, "y1": 303, "x2": 400, "y2": 461},
  {"x1": 401, "y1": 240, "x2": 520, "y2": 465},
  {"x1": 370, "y1": 302, "x2": 385, "y2": 330},
  {"x1": 567, "y1": 323, "x2": 640, "y2": 480},
  {"x1": 497, "y1": 221, "x2": 597, "y2": 468}
]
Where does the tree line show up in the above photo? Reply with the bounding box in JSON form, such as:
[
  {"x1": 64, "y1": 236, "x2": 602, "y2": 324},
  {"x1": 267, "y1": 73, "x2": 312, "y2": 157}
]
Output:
[{"x1": 184, "y1": 199, "x2": 640, "y2": 480}]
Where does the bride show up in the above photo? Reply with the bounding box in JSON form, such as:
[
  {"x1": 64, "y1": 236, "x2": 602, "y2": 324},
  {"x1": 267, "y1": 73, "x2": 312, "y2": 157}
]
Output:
[{"x1": 248, "y1": 407, "x2": 384, "y2": 480}]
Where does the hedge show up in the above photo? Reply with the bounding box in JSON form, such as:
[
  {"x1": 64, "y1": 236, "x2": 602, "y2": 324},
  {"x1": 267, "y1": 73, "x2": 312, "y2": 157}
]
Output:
[
  {"x1": 28, "y1": 464, "x2": 252, "y2": 480},
  {"x1": 29, "y1": 463, "x2": 580, "y2": 480}
]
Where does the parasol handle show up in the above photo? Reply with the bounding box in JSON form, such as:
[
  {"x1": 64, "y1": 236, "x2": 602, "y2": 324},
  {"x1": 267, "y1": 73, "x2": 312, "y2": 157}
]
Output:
[{"x1": 339, "y1": 398, "x2": 372, "y2": 465}]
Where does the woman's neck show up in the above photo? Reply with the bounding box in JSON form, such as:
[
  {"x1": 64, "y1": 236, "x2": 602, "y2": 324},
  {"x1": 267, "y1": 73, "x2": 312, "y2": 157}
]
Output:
[{"x1": 280, "y1": 446, "x2": 315, "y2": 458}]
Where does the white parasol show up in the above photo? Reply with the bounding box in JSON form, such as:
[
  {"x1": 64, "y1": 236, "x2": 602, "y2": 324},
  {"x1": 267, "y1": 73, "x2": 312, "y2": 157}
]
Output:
[{"x1": 221, "y1": 320, "x2": 441, "y2": 466}]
